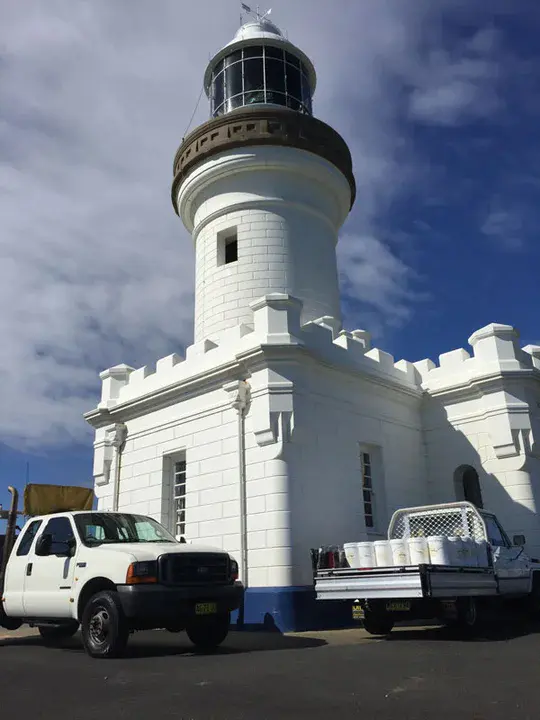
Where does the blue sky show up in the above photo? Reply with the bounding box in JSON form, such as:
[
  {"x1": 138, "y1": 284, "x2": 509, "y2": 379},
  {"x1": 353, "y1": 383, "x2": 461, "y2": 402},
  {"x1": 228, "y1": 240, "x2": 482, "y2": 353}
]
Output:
[{"x1": 1, "y1": 1, "x2": 540, "y2": 514}]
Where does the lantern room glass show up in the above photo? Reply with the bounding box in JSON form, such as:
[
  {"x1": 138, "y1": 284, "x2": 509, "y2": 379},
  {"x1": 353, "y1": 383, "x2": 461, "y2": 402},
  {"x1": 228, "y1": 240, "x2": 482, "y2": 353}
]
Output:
[{"x1": 210, "y1": 45, "x2": 312, "y2": 117}]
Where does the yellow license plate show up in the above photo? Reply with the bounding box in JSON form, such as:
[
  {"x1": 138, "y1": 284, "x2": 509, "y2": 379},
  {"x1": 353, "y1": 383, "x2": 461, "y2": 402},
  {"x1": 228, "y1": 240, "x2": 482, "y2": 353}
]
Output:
[
  {"x1": 352, "y1": 604, "x2": 365, "y2": 620},
  {"x1": 195, "y1": 602, "x2": 217, "y2": 616},
  {"x1": 386, "y1": 601, "x2": 411, "y2": 612}
]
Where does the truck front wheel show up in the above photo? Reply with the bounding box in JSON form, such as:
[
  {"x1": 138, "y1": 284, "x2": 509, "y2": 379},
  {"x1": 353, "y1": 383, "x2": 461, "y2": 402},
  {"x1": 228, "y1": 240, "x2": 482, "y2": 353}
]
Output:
[
  {"x1": 362, "y1": 610, "x2": 394, "y2": 636},
  {"x1": 186, "y1": 612, "x2": 230, "y2": 650},
  {"x1": 81, "y1": 591, "x2": 129, "y2": 659}
]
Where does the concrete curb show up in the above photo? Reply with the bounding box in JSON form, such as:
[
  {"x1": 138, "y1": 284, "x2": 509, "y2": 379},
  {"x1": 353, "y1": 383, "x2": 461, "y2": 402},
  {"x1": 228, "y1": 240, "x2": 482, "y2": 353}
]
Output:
[{"x1": 0, "y1": 626, "x2": 39, "y2": 641}]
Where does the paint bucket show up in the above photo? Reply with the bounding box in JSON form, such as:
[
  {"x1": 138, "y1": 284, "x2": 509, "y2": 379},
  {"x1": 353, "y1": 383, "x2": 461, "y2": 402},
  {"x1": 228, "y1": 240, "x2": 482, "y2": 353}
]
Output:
[
  {"x1": 427, "y1": 535, "x2": 452, "y2": 565},
  {"x1": 461, "y1": 537, "x2": 478, "y2": 567},
  {"x1": 373, "y1": 540, "x2": 393, "y2": 567},
  {"x1": 390, "y1": 538, "x2": 410, "y2": 566},
  {"x1": 356, "y1": 541, "x2": 376, "y2": 568},
  {"x1": 407, "y1": 536, "x2": 430, "y2": 565},
  {"x1": 343, "y1": 543, "x2": 360, "y2": 569},
  {"x1": 448, "y1": 536, "x2": 465, "y2": 566},
  {"x1": 475, "y1": 539, "x2": 490, "y2": 567}
]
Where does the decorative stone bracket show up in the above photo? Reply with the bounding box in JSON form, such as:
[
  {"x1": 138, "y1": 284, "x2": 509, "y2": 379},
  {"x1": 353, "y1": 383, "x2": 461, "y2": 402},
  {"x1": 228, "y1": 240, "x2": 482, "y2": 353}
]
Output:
[
  {"x1": 93, "y1": 423, "x2": 128, "y2": 486},
  {"x1": 250, "y1": 378, "x2": 294, "y2": 458},
  {"x1": 223, "y1": 379, "x2": 252, "y2": 416}
]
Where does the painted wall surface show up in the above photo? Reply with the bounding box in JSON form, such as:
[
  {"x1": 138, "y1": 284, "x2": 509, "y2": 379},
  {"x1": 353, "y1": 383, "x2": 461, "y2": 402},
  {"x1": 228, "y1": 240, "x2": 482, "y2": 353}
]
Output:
[{"x1": 286, "y1": 360, "x2": 426, "y2": 587}]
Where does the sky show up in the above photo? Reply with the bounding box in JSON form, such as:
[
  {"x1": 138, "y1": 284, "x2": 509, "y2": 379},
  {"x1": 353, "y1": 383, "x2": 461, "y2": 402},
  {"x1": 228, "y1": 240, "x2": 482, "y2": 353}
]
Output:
[{"x1": 1, "y1": 0, "x2": 540, "y2": 513}]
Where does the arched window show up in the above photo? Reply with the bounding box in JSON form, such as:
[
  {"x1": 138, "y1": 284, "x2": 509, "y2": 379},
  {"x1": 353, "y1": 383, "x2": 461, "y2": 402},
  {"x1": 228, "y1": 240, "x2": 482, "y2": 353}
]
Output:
[{"x1": 453, "y1": 465, "x2": 484, "y2": 509}]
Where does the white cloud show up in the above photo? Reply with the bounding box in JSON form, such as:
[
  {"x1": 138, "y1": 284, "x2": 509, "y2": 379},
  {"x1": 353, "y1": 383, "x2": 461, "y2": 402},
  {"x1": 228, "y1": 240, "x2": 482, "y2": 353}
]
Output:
[
  {"x1": 481, "y1": 200, "x2": 527, "y2": 252},
  {"x1": 0, "y1": 0, "x2": 506, "y2": 447},
  {"x1": 407, "y1": 28, "x2": 501, "y2": 126},
  {"x1": 338, "y1": 234, "x2": 422, "y2": 338}
]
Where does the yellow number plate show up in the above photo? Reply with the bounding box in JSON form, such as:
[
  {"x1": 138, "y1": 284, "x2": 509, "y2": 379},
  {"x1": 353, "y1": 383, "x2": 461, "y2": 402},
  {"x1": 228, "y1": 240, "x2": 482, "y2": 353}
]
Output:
[
  {"x1": 352, "y1": 604, "x2": 365, "y2": 620},
  {"x1": 386, "y1": 601, "x2": 411, "y2": 612},
  {"x1": 195, "y1": 602, "x2": 217, "y2": 615}
]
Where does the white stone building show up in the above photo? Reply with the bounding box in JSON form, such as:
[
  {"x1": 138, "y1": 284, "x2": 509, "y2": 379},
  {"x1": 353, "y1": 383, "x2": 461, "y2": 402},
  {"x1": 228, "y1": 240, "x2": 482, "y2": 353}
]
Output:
[{"x1": 86, "y1": 17, "x2": 540, "y2": 631}]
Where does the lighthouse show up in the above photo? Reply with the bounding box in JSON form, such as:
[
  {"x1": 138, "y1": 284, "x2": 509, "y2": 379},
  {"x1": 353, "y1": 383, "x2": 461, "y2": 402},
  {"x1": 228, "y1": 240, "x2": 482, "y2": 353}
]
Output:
[
  {"x1": 88, "y1": 10, "x2": 540, "y2": 633},
  {"x1": 172, "y1": 13, "x2": 356, "y2": 343}
]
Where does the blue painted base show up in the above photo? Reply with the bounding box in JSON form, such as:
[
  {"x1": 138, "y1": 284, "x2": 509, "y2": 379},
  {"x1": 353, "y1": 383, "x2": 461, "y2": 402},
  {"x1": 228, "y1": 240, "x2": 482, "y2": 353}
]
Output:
[{"x1": 230, "y1": 586, "x2": 356, "y2": 633}]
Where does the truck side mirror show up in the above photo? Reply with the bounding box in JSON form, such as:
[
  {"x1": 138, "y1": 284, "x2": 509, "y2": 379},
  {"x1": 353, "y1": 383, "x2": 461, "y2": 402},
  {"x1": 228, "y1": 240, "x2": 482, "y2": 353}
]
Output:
[{"x1": 513, "y1": 534, "x2": 526, "y2": 547}]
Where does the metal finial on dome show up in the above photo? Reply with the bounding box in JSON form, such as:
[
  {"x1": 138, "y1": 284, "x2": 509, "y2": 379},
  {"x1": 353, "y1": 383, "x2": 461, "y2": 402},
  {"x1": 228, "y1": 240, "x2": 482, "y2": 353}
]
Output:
[{"x1": 240, "y1": 4, "x2": 272, "y2": 23}]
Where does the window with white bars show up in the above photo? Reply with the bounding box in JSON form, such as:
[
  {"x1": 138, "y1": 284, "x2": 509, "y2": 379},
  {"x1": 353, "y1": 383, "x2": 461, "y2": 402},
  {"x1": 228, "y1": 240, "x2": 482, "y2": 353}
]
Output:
[
  {"x1": 173, "y1": 459, "x2": 186, "y2": 539},
  {"x1": 361, "y1": 450, "x2": 375, "y2": 529}
]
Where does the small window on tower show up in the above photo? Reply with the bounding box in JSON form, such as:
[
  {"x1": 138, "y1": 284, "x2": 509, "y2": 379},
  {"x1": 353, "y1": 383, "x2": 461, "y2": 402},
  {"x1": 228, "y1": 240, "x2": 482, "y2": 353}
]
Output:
[{"x1": 217, "y1": 227, "x2": 238, "y2": 266}]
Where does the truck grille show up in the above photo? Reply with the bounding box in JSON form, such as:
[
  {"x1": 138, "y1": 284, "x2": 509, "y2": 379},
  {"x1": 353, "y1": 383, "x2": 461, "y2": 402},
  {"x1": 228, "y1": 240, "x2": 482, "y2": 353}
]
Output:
[{"x1": 159, "y1": 552, "x2": 229, "y2": 585}]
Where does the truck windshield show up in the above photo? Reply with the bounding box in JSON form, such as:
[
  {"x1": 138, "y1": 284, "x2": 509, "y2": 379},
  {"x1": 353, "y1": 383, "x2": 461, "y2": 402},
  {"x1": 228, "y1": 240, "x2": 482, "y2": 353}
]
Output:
[{"x1": 74, "y1": 513, "x2": 177, "y2": 547}]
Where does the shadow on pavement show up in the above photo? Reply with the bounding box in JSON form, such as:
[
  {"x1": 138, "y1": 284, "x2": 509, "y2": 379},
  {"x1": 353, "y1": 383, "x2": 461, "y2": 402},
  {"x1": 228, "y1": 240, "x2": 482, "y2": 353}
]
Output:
[
  {"x1": 0, "y1": 629, "x2": 327, "y2": 658},
  {"x1": 386, "y1": 618, "x2": 540, "y2": 643}
]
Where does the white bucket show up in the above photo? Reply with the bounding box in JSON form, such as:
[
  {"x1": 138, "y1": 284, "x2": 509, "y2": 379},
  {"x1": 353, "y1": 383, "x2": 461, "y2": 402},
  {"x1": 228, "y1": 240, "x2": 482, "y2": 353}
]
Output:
[
  {"x1": 427, "y1": 535, "x2": 452, "y2": 565},
  {"x1": 343, "y1": 543, "x2": 360, "y2": 569},
  {"x1": 356, "y1": 541, "x2": 376, "y2": 568},
  {"x1": 407, "y1": 536, "x2": 430, "y2": 565},
  {"x1": 390, "y1": 538, "x2": 410, "y2": 566},
  {"x1": 475, "y1": 540, "x2": 490, "y2": 567},
  {"x1": 373, "y1": 540, "x2": 393, "y2": 567},
  {"x1": 448, "y1": 536, "x2": 465, "y2": 566},
  {"x1": 461, "y1": 537, "x2": 478, "y2": 567}
]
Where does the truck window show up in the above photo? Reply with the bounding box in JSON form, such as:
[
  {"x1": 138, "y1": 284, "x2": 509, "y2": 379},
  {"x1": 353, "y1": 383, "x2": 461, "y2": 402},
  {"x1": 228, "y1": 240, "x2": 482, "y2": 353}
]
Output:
[
  {"x1": 16, "y1": 520, "x2": 42, "y2": 556},
  {"x1": 42, "y1": 517, "x2": 76, "y2": 555},
  {"x1": 74, "y1": 512, "x2": 176, "y2": 545},
  {"x1": 483, "y1": 515, "x2": 508, "y2": 548}
]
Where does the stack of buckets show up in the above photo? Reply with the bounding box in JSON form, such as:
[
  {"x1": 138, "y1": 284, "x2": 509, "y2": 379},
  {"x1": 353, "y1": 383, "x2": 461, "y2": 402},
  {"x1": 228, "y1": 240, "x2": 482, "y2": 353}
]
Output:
[{"x1": 343, "y1": 535, "x2": 490, "y2": 569}]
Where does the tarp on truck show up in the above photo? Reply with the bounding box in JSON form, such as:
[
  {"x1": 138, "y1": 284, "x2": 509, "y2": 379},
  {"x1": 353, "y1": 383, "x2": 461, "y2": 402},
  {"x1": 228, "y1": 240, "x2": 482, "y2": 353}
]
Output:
[{"x1": 23, "y1": 484, "x2": 94, "y2": 516}]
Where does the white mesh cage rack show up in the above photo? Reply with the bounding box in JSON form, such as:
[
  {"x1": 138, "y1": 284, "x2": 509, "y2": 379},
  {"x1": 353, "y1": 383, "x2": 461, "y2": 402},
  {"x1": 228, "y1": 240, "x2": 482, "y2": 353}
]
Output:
[{"x1": 387, "y1": 502, "x2": 488, "y2": 543}]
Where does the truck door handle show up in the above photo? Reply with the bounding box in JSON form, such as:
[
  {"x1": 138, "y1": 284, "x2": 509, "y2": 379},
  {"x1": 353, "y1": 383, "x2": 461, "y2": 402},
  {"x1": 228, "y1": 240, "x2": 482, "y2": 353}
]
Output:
[{"x1": 26, "y1": 563, "x2": 33, "y2": 576}]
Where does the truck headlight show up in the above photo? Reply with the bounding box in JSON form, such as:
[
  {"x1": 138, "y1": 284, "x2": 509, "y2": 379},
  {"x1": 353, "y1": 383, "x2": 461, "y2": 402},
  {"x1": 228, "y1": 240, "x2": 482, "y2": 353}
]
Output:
[{"x1": 126, "y1": 561, "x2": 158, "y2": 584}]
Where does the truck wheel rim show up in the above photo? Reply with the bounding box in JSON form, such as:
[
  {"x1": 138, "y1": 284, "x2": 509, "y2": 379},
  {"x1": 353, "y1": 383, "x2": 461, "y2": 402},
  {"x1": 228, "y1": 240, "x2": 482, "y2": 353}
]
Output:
[
  {"x1": 89, "y1": 608, "x2": 110, "y2": 645},
  {"x1": 465, "y1": 600, "x2": 476, "y2": 625}
]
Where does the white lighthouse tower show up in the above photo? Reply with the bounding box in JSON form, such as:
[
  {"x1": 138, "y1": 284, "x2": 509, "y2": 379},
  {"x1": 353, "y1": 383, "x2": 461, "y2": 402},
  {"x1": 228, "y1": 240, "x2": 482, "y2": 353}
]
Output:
[
  {"x1": 172, "y1": 13, "x2": 355, "y2": 342},
  {"x1": 88, "y1": 11, "x2": 540, "y2": 633}
]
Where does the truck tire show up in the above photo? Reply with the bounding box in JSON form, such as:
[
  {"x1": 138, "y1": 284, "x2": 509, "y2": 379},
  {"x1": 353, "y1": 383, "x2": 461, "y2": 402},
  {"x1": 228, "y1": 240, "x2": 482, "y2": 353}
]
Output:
[
  {"x1": 39, "y1": 621, "x2": 79, "y2": 644},
  {"x1": 362, "y1": 610, "x2": 394, "y2": 636},
  {"x1": 81, "y1": 591, "x2": 129, "y2": 659},
  {"x1": 0, "y1": 611, "x2": 22, "y2": 632},
  {"x1": 186, "y1": 612, "x2": 230, "y2": 650},
  {"x1": 452, "y1": 597, "x2": 482, "y2": 633}
]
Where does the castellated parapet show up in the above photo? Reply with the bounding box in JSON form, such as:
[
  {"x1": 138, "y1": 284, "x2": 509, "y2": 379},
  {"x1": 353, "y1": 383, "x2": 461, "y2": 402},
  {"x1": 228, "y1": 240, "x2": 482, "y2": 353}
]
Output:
[
  {"x1": 94, "y1": 303, "x2": 539, "y2": 415},
  {"x1": 92, "y1": 293, "x2": 423, "y2": 416}
]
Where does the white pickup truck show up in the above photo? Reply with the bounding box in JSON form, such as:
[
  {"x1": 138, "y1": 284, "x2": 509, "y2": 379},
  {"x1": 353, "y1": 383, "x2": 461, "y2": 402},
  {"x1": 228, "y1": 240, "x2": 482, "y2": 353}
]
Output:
[
  {"x1": 313, "y1": 501, "x2": 540, "y2": 635},
  {"x1": 0, "y1": 508, "x2": 243, "y2": 658}
]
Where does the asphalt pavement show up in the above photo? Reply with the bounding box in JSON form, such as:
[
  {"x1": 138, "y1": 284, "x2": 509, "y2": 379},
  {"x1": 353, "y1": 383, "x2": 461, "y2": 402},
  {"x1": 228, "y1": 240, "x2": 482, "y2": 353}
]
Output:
[{"x1": 1, "y1": 622, "x2": 539, "y2": 719}]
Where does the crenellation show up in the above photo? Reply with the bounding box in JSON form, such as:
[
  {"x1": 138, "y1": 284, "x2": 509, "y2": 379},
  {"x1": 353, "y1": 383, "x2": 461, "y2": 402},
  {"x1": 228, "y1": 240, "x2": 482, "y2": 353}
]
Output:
[
  {"x1": 438, "y1": 347, "x2": 471, "y2": 369},
  {"x1": 364, "y1": 347, "x2": 395, "y2": 374},
  {"x1": 350, "y1": 329, "x2": 371, "y2": 351},
  {"x1": 394, "y1": 359, "x2": 418, "y2": 384},
  {"x1": 523, "y1": 345, "x2": 540, "y2": 371}
]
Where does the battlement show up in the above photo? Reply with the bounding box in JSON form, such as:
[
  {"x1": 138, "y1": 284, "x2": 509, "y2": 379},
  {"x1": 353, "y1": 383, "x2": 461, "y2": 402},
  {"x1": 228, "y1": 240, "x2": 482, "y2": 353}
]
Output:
[
  {"x1": 414, "y1": 323, "x2": 540, "y2": 393},
  {"x1": 94, "y1": 302, "x2": 539, "y2": 413},
  {"x1": 95, "y1": 294, "x2": 422, "y2": 411}
]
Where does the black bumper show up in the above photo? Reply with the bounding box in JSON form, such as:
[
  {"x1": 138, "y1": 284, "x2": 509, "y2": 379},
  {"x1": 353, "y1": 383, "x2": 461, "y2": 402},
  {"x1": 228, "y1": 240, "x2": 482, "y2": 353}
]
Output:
[{"x1": 117, "y1": 582, "x2": 244, "y2": 621}]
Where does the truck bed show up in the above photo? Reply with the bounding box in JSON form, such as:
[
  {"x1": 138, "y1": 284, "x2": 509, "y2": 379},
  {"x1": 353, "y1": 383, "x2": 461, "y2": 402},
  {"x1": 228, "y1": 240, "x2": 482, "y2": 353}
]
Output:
[{"x1": 314, "y1": 564, "x2": 499, "y2": 600}]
